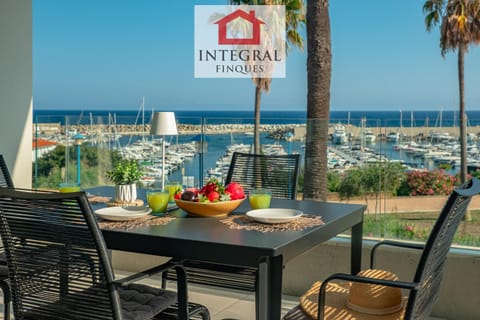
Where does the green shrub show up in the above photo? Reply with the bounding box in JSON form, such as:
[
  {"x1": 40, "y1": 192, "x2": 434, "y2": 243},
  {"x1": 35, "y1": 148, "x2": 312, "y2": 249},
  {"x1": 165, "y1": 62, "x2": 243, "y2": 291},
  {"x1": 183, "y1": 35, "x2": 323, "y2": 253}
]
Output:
[
  {"x1": 327, "y1": 171, "x2": 341, "y2": 192},
  {"x1": 337, "y1": 162, "x2": 406, "y2": 199},
  {"x1": 406, "y1": 170, "x2": 456, "y2": 196}
]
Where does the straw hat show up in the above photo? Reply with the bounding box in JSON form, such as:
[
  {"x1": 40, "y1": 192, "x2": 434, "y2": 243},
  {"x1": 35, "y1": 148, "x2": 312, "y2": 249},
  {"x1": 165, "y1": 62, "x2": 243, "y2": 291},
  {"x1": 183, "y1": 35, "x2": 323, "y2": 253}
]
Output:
[{"x1": 299, "y1": 269, "x2": 405, "y2": 320}]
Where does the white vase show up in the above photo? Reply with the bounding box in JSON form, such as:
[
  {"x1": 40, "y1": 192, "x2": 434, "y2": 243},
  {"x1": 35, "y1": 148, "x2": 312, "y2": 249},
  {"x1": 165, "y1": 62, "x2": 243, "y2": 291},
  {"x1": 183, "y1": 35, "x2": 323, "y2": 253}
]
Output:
[{"x1": 115, "y1": 184, "x2": 137, "y2": 203}]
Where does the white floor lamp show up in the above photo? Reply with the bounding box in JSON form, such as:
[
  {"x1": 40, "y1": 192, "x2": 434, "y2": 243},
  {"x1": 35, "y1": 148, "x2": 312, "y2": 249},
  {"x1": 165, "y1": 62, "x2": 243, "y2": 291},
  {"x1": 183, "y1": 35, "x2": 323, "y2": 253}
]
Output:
[{"x1": 150, "y1": 112, "x2": 178, "y2": 190}]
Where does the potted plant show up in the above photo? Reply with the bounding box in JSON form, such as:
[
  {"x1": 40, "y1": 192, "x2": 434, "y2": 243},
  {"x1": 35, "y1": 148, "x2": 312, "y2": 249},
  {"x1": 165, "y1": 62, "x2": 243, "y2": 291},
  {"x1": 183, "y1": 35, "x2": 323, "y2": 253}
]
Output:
[{"x1": 106, "y1": 159, "x2": 144, "y2": 203}]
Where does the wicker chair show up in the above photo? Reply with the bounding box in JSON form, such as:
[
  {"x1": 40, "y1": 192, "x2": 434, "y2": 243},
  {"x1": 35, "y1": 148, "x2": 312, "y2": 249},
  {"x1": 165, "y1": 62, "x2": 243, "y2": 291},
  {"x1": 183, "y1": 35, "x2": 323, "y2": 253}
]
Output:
[
  {"x1": 0, "y1": 188, "x2": 210, "y2": 320},
  {"x1": 283, "y1": 177, "x2": 480, "y2": 320},
  {"x1": 0, "y1": 155, "x2": 13, "y2": 320},
  {"x1": 164, "y1": 152, "x2": 300, "y2": 302}
]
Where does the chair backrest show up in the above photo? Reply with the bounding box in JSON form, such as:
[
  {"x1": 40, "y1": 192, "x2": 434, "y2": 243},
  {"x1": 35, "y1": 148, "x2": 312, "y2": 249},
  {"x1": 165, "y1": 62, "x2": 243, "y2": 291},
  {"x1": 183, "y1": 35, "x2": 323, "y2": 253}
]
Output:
[
  {"x1": 225, "y1": 152, "x2": 300, "y2": 200},
  {"x1": 405, "y1": 177, "x2": 480, "y2": 319},
  {"x1": 0, "y1": 155, "x2": 14, "y2": 188},
  {"x1": 0, "y1": 188, "x2": 122, "y2": 320}
]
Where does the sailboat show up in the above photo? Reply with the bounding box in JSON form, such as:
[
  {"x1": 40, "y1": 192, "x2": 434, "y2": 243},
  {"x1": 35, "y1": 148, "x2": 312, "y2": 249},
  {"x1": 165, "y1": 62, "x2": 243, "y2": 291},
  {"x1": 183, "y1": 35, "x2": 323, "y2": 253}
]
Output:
[
  {"x1": 430, "y1": 109, "x2": 451, "y2": 143},
  {"x1": 386, "y1": 110, "x2": 402, "y2": 142}
]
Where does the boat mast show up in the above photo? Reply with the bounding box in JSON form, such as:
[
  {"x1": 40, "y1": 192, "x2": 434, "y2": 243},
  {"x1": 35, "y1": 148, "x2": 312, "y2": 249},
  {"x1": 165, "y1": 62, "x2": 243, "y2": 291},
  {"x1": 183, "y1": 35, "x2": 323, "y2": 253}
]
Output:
[
  {"x1": 142, "y1": 96, "x2": 145, "y2": 142},
  {"x1": 410, "y1": 111, "x2": 414, "y2": 142},
  {"x1": 399, "y1": 109, "x2": 402, "y2": 140},
  {"x1": 89, "y1": 112, "x2": 94, "y2": 145}
]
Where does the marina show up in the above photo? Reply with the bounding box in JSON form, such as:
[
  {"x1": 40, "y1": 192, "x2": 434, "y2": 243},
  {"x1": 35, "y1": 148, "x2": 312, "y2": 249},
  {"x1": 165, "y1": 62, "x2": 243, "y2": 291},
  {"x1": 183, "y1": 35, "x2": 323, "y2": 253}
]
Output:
[
  {"x1": 33, "y1": 109, "x2": 480, "y2": 187},
  {"x1": 34, "y1": 124, "x2": 480, "y2": 188}
]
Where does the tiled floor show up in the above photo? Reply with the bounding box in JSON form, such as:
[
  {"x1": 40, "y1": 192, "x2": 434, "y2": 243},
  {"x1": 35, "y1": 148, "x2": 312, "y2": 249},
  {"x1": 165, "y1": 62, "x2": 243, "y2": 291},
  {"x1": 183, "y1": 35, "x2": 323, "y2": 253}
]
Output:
[
  {"x1": 117, "y1": 270, "x2": 299, "y2": 319},
  {"x1": 0, "y1": 270, "x2": 298, "y2": 320},
  {"x1": 0, "y1": 270, "x2": 445, "y2": 319}
]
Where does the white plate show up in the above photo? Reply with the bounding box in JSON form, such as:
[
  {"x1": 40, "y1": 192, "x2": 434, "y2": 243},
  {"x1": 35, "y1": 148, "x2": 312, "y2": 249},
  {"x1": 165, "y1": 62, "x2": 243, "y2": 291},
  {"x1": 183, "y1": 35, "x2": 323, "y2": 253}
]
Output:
[
  {"x1": 246, "y1": 208, "x2": 303, "y2": 224},
  {"x1": 95, "y1": 206, "x2": 152, "y2": 221}
]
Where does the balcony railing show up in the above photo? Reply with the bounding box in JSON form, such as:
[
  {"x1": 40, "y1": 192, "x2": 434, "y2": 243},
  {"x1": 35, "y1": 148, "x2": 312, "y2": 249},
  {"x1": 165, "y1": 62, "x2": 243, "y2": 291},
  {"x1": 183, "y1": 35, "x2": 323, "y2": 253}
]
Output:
[{"x1": 33, "y1": 112, "x2": 480, "y2": 249}]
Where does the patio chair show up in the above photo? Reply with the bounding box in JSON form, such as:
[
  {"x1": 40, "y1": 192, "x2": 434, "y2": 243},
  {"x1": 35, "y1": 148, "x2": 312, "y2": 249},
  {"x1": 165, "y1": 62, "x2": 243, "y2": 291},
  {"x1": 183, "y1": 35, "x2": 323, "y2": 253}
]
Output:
[
  {"x1": 163, "y1": 152, "x2": 301, "y2": 300},
  {"x1": 0, "y1": 188, "x2": 210, "y2": 320},
  {"x1": 225, "y1": 151, "x2": 300, "y2": 199},
  {"x1": 0, "y1": 155, "x2": 14, "y2": 189},
  {"x1": 283, "y1": 177, "x2": 480, "y2": 320}
]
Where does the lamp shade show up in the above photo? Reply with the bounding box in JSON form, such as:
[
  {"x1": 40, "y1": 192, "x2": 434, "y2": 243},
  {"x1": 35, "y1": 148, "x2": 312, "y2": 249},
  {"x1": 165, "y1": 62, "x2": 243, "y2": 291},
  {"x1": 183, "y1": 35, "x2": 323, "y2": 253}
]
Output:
[{"x1": 150, "y1": 112, "x2": 178, "y2": 135}]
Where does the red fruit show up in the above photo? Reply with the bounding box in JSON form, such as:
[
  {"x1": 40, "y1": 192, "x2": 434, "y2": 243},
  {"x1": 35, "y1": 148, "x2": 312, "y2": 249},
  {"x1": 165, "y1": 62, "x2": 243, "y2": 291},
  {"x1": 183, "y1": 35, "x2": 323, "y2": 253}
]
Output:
[
  {"x1": 202, "y1": 182, "x2": 217, "y2": 195},
  {"x1": 186, "y1": 188, "x2": 199, "y2": 196},
  {"x1": 225, "y1": 182, "x2": 245, "y2": 200},
  {"x1": 174, "y1": 192, "x2": 182, "y2": 200},
  {"x1": 207, "y1": 191, "x2": 220, "y2": 202}
]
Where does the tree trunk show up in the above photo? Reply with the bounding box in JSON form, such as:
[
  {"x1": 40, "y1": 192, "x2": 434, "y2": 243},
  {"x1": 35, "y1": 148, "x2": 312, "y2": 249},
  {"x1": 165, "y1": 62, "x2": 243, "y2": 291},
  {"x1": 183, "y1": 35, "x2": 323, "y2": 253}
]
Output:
[
  {"x1": 458, "y1": 46, "x2": 467, "y2": 184},
  {"x1": 254, "y1": 85, "x2": 262, "y2": 155},
  {"x1": 458, "y1": 45, "x2": 471, "y2": 221},
  {"x1": 304, "y1": 0, "x2": 331, "y2": 201}
]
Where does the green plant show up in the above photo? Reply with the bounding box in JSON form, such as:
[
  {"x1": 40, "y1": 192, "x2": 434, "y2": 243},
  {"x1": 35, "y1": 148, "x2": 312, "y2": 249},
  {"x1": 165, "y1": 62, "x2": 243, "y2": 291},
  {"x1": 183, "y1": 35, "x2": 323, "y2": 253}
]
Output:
[
  {"x1": 406, "y1": 170, "x2": 456, "y2": 196},
  {"x1": 327, "y1": 171, "x2": 341, "y2": 192},
  {"x1": 105, "y1": 159, "x2": 143, "y2": 185}
]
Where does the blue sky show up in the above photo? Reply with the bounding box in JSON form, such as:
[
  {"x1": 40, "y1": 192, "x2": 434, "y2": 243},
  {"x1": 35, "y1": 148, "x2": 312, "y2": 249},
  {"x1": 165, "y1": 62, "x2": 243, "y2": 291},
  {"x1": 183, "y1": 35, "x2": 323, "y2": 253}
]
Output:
[{"x1": 33, "y1": 0, "x2": 480, "y2": 111}]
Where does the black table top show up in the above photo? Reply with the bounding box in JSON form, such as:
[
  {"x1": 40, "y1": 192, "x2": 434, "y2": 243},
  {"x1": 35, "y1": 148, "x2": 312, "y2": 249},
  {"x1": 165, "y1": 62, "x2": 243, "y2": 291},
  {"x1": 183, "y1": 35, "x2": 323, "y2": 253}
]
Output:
[{"x1": 92, "y1": 186, "x2": 365, "y2": 267}]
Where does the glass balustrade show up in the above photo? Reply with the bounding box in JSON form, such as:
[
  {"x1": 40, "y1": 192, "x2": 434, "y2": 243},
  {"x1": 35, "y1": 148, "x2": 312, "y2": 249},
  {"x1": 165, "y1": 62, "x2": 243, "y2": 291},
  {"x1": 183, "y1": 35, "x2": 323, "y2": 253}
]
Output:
[{"x1": 32, "y1": 112, "x2": 480, "y2": 248}]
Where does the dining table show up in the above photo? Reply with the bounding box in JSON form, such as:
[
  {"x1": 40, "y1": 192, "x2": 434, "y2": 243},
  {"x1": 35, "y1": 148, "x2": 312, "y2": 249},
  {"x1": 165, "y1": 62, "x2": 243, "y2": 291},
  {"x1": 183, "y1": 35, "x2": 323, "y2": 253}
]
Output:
[{"x1": 90, "y1": 187, "x2": 365, "y2": 320}]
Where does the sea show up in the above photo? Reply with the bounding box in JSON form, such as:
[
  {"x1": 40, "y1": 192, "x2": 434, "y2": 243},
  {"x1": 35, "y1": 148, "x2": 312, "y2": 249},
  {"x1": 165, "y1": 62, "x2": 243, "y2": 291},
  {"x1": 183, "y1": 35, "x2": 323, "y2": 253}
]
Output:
[
  {"x1": 34, "y1": 109, "x2": 480, "y2": 127},
  {"x1": 34, "y1": 109, "x2": 479, "y2": 183}
]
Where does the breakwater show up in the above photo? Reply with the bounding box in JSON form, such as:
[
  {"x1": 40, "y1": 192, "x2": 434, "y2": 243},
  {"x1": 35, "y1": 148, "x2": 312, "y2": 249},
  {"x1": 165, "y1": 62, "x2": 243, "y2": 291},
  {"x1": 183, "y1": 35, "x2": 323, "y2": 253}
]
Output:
[{"x1": 36, "y1": 122, "x2": 480, "y2": 142}]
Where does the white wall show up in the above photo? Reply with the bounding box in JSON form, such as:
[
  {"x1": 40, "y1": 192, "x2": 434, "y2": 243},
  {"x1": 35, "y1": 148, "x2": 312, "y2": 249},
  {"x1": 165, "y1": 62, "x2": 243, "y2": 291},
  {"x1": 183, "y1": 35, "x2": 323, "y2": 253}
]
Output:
[{"x1": 0, "y1": 0, "x2": 33, "y2": 188}]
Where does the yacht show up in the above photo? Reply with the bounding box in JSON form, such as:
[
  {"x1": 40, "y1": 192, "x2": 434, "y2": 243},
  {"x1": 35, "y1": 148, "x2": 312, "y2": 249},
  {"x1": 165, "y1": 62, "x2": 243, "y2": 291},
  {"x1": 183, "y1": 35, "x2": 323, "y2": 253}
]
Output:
[
  {"x1": 332, "y1": 125, "x2": 348, "y2": 145},
  {"x1": 430, "y1": 131, "x2": 451, "y2": 143},
  {"x1": 364, "y1": 130, "x2": 376, "y2": 144},
  {"x1": 386, "y1": 131, "x2": 400, "y2": 142}
]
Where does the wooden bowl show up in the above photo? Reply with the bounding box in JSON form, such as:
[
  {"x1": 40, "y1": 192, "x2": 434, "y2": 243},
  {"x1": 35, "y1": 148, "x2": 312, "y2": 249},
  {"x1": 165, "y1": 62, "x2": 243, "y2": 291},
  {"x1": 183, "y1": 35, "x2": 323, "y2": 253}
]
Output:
[{"x1": 174, "y1": 198, "x2": 245, "y2": 217}]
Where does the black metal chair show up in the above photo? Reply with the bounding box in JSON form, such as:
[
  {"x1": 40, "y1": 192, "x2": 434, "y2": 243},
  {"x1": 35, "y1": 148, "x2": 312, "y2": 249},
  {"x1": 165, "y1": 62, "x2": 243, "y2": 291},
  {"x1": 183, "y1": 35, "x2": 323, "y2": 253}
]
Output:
[
  {"x1": 0, "y1": 155, "x2": 14, "y2": 189},
  {"x1": 0, "y1": 155, "x2": 13, "y2": 320},
  {"x1": 225, "y1": 151, "x2": 301, "y2": 199},
  {"x1": 163, "y1": 152, "x2": 301, "y2": 312},
  {"x1": 283, "y1": 177, "x2": 480, "y2": 320},
  {"x1": 0, "y1": 188, "x2": 210, "y2": 320}
]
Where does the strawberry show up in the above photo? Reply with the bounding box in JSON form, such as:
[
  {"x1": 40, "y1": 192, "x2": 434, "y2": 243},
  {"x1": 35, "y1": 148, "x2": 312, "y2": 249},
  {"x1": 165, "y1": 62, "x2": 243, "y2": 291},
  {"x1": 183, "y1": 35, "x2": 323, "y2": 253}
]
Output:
[
  {"x1": 207, "y1": 191, "x2": 220, "y2": 202},
  {"x1": 197, "y1": 178, "x2": 243, "y2": 203},
  {"x1": 174, "y1": 192, "x2": 182, "y2": 200},
  {"x1": 225, "y1": 182, "x2": 245, "y2": 200}
]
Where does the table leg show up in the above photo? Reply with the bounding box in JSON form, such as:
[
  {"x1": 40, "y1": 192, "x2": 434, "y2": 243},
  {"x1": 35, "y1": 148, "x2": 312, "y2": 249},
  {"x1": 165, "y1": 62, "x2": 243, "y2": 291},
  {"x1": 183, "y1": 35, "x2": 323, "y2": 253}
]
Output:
[
  {"x1": 257, "y1": 255, "x2": 283, "y2": 320},
  {"x1": 351, "y1": 221, "x2": 363, "y2": 275}
]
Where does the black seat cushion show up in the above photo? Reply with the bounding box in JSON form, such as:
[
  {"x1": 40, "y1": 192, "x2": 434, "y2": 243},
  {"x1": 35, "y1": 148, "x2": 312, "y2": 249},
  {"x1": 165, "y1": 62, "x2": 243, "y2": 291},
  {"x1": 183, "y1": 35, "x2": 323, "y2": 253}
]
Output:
[
  {"x1": 120, "y1": 283, "x2": 177, "y2": 320},
  {"x1": 20, "y1": 284, "x2": 177, "y2": 320}
]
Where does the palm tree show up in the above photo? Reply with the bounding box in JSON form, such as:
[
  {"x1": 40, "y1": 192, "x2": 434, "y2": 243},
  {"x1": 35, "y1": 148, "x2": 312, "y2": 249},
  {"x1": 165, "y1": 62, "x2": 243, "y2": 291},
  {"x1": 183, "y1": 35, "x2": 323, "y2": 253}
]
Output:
[
  {"x1": 423, "y1": 0, "x2": 480, "y2": 185},
  {"x1": 231, "y1": 0, "x2": 305, "y2": 154},
  {"x1": 303, "y1": 0, "x2": 331, "y2": 201}
]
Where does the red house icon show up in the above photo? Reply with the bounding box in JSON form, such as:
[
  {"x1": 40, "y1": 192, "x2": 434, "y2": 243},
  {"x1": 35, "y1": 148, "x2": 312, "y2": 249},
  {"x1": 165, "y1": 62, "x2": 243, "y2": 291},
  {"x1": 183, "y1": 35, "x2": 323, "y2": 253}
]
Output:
[{"x1": 214, "y1": 9, "x2": 265, "y2": 45}]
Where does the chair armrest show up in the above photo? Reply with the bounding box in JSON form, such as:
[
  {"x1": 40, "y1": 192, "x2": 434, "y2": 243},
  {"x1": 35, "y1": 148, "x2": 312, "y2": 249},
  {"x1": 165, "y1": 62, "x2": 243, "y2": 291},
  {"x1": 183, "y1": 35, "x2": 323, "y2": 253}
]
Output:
[
  {"x1": 370, "y1": 240, "x2": 425, "y2": 268},
  {"x1": 323, "y1": 272, "x2": 417, "y2": 290},
  {"x1": 114, "y1": 259, "x2": 184, "y2": 286},
  {"x1": 317, "y1": 273, "x2": 417, "y2": 320}
]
